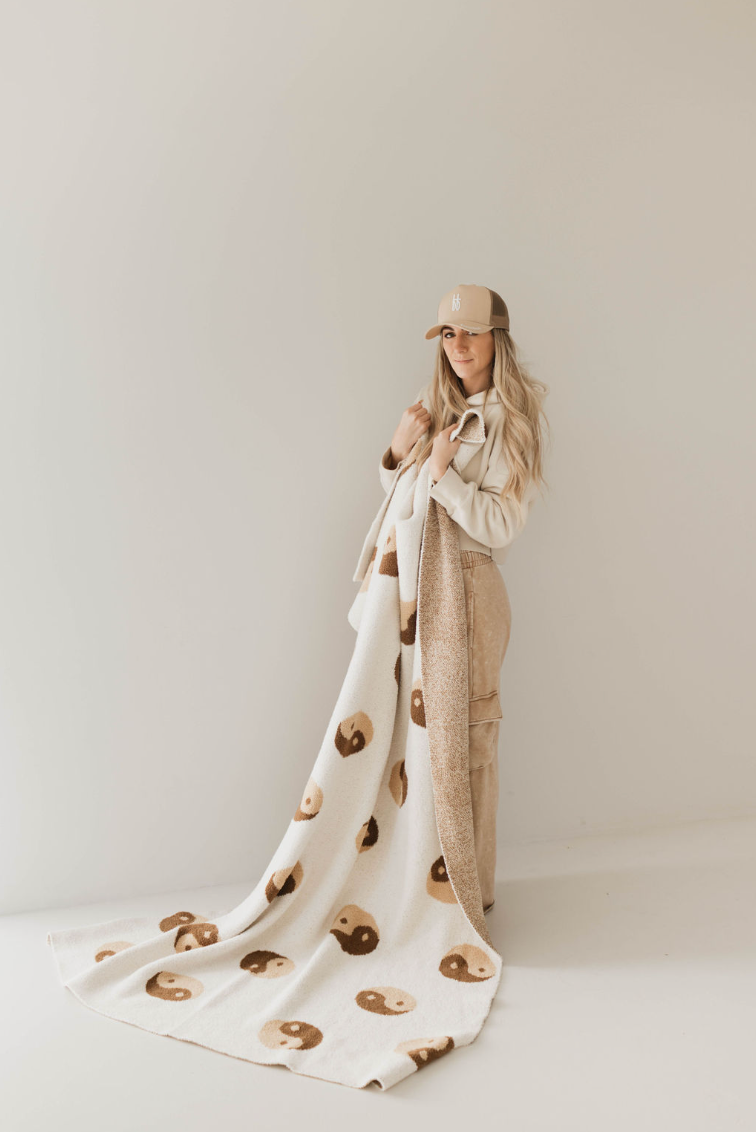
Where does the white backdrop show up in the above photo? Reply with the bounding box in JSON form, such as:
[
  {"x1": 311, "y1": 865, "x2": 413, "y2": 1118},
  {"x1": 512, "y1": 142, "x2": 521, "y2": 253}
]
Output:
[{"x1": 1, "y1": 0, "x2": 753, "y2": 915}]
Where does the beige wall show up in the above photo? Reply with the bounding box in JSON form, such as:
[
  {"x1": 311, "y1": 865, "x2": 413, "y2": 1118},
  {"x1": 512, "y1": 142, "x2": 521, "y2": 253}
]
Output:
[{"x1": 1, "y1": 0, "x2": 753, "y2": 913}]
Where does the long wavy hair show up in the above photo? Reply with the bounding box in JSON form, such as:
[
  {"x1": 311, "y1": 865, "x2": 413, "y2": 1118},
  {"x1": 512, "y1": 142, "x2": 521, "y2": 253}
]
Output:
[{"x1": 404, "y1": 327, "x2": 550, "y2": 524}]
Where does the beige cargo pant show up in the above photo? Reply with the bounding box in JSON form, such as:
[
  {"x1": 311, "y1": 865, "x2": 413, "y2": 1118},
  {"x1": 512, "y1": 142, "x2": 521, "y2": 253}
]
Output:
[{"x1": 460, "y1": 549, "x2": 512, "y2": 913}]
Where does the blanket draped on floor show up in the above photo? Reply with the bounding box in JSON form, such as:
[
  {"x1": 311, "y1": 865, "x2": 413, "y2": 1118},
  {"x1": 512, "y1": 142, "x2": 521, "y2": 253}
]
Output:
[{"x1": 46, "y1": 407, "x2": 502, "y2": 1091}]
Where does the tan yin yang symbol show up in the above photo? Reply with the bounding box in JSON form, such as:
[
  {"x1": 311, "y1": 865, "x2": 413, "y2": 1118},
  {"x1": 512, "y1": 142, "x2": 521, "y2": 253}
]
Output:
[
  {"x1": 439, "y1": 943, "x2": 496, "y2": 982},
  {"x1": 94, "y1": 940, "x2": 134, "y2": 962},
  {"x1": 293, "y1": 777, "x2": 323, "y2": 821},
  {"x1": 265, "y1": 860, "x2": 304, "y2": 902},
  {"x1": 388, "y1": 759, "x2": 408, "y2": 806},
  {"x1": 355, "y1": 986, "x2": 417, "y2": 1015},
  {"x1": 334, "y1": 711, "x2": 374, "y2": 757},
  {"x1": 426, "y1": 854, "x2": 458, "y2": 904},
  {"x1": 240, "y1": 949, "x2": 295, "y2": 978},
  {"x1": 258, "y1": 1019, "x2": 323, "y2": 1051},
  {"x1": 329, "y1": 904, "x2": 380, "y2": 955},
  {"x1": 395, "y1": 1036, "x2": 455, "y2": 1069},
  {"x1": 145, "y1": 971, "x2": 204, "y2": 1001}
]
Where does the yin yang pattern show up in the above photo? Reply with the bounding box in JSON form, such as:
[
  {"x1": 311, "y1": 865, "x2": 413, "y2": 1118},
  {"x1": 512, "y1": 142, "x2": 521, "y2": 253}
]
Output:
[
  {"x1": 265, "y1": 861, "x2": 304, "y2": 902},
  {"x1": 294, "y1": 777, "x2": 323, "y2": 821},
  {"x1": 240, "y1": 949, "x2": 295, "y2": 979},
  {"x1": 400, "y1": 598, "x2": 417, "y2": 645},
  {"x1": 94, "y1": 940, "x2": 134, "y2": 963},
  {"x1": 258, "y1": 1019, "x2": 323, "y2": 1050},
  {"x1": 395, "y1": 1036, "x2": 455, "y2": 1069},
  {"x1": 334, "y1": 710, "x2": 374, "y2": 757},
  {"x1": 329, "y1": 904, "x2": 380, "y2": 955},
  {"x1": 355, "y1": 986, "x2": 416, "y2": 1015},
  {"x1": 174, "y1": 920, "x2": 220, "y2": 951},
  {"x1": 439, "y1": 943, "x2": 496, "y2": 983},
  {"x1": 356, "y1": 814, "x2": 379, "y2": 852},
  {"x1": 94, "y1": 910, "x2": 213, "y2": 964},
  {"x1": 46, "y1": 412, "x2": 502, "y2": 1089},
  {"x1": 145, "y1": 971, "x2": 204, "y2": 1001},
  {"x1": 410, "y1": 678, "x2": 426, "y2": 728},
  {"x1": 426, "y1": 854, "x2": 459, "y2": 904},
  {"x1": 159, "y1": 910, "x2": 211, "y2": 933},
  {"x1": 388, "y1": 759, "x2": 408, "y2": 806}
]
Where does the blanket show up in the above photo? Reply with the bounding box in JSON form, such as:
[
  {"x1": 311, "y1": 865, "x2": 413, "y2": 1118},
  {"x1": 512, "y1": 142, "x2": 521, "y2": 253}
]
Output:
[{"x1": 46, "y1": 406, "x2": 502, "y2": 1091}]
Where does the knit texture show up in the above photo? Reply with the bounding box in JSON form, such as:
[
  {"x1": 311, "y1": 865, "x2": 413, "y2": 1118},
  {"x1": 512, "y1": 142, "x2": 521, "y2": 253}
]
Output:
[{"x1": 45, "y1": 408, "x2": 500, "y2": 1091}]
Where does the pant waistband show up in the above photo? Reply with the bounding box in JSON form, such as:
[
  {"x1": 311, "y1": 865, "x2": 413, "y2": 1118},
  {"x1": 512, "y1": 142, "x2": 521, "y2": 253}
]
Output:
[{"x1": 459, "y1": 549, "x2": 493, "y2": 568}]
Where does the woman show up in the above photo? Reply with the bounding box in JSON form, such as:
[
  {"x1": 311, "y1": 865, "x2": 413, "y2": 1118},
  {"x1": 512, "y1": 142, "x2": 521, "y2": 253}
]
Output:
[{"x1": 379, "y1": 283, "x2": 549, "y2": 914}]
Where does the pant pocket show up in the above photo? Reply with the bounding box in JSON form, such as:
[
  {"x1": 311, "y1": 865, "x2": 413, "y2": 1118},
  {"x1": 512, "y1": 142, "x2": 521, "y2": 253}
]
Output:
[{"x1": 468, "y1": 709, "x2": 502, "y2": 770}]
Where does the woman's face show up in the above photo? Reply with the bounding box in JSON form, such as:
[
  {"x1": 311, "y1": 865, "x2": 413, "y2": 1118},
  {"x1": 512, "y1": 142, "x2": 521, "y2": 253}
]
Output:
[{"x1": 441, "y1": 325, "x2": 495, "y2": 388}]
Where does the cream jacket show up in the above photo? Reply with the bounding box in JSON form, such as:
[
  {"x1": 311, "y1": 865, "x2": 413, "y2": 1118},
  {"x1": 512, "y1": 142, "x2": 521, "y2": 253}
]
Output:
[{"x1": 378, "y1": 382, "x2": 537, "y2": 567}]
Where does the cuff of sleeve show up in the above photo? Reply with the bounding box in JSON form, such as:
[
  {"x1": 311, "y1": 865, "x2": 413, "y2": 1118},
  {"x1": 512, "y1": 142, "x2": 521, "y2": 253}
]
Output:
[
  {"x1": 379, "y1": 445, "x2": 400, "y2": 492},
  {"x1": 381, "y1": 445, "x2": 398, "y2": 470},
  {"x1": 428, "y1": 463, "x2": 467, "y2": 514}
]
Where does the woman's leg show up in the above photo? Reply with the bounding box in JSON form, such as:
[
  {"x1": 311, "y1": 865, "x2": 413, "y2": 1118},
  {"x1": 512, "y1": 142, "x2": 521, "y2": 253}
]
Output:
[{"x1": 460, "y1": 551, "x2": 512, "y2": 912}]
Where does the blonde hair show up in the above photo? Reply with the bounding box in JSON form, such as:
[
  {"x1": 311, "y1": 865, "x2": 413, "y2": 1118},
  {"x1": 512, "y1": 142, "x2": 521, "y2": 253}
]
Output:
[{"x1": 405, "y1": 327, "x2": 550, "y2": 524}]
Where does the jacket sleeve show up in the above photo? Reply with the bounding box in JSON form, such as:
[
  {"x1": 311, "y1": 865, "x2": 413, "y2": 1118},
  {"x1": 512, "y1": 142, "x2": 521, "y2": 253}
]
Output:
[
  {"x1": 379, "y1": 445, "x2": 400, "y2": 492},
  {"x1": 378, "y1": 384, "x2": 428, "y2": 493},
  {"x1": 428, "y1": 424, "x2": 537, "y2": 550}
]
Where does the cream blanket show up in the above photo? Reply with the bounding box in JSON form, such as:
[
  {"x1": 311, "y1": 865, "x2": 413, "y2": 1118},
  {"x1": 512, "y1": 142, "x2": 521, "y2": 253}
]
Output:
[{"x1": 46, "y1": 407, "x2": 502, "y2": 1091}]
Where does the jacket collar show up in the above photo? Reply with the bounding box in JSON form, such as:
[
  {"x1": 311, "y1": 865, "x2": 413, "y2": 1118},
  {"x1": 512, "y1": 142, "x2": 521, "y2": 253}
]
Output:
[{"x1": 464, "y1": 384, "x2": 501, "y2": 405}]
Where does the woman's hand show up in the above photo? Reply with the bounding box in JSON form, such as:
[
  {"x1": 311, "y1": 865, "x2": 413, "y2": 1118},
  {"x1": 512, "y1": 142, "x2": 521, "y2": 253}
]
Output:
[
  {"x1": 390, "y1": 400, "x2": 431, "y2": 463},
  {"x1": 428, "y1": 424, "x2": 462, "y2": 482}
]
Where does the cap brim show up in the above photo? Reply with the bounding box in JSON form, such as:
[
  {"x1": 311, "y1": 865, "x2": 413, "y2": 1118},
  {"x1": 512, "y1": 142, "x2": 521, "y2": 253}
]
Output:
[{"x1": 425, "y1": 321, "x2": 494, "y2": 339}]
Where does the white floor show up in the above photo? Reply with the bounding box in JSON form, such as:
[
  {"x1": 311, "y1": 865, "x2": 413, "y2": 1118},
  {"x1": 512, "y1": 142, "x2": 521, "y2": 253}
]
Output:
[{"x1": 5, "y1": 815, "x2": 755, "y2": 1132}]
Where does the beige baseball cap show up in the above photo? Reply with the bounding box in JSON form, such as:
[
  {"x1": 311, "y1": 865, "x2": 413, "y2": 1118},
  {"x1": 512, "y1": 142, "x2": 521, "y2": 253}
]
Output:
[{"x1": 425, "y1": 283, "x2": 510, "y2": 339}]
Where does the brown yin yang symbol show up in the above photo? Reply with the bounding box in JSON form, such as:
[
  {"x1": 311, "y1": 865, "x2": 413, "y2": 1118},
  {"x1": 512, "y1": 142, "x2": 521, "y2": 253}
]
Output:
[
  {"x1": 258, "y1": 1019, "x2": 323, "y2": 1050},
  {"x1": 159, "y1": 911, "x2": 210, "y2": 933},
  {"x1": 426, "y1": 854, "x2": 458, "y2": 904},
  {"x1": 395, "y1": 1036, "x2": 455, "y2": 1069},
  {"x1": 294, "y1": 777, "x2": 323, "y2": 821},
  {"x1": 329, "y1": 904, "x2": 380, "y2": 955},
  {"x1": 265, "y1": 860, "x2": 304, "y2": 902},
  {"x1": 355, "y1": 986, "x2": 417, "y2": 1015},
  {"x1": 400, "y1": 598, "x2": 416, "y2": 645},
  {"x1": 240, "y1": 949, "x2": 295, "y2": 979},
  {"x1": 439, "y1": 943, "x2": 496, "y2": 982},
  {"x1": 410, "y1": 679, "x2": 426, "y2": 727},
  {"x1": 94, "y1": 940, "x2": 134, "y2": 962},
  {"x1": 355, "y1": 814, "x2": 379, "y2": 853},
  {"x1": 388, "y1": 759, "x2": 408, "y2": 806},
  {"x1": 378, "y1": 525, "x2": 398, "y2": 576},
  {"x1": 145, "y1": 971, "x2": 204, "y2": 1001},
  {"x1": 394, "y1": 650, "x2": 401, "y2": 684},
  {"x1": 174, "y1": 920, "x2": 219, "y2": 951},
  {"x1": 334, "y1": 710, "x2": 374, "y2": 757}
]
